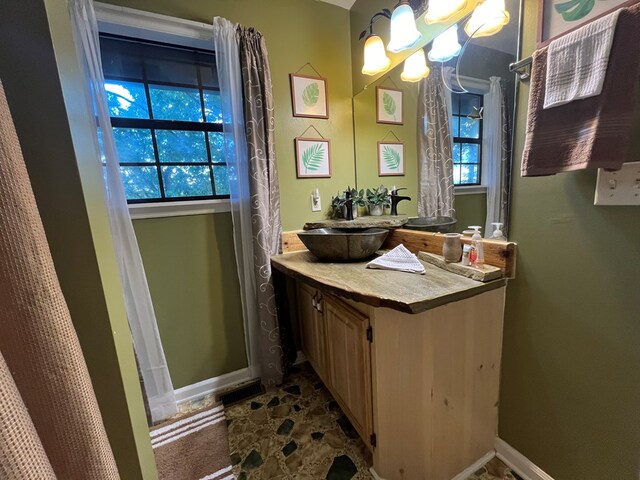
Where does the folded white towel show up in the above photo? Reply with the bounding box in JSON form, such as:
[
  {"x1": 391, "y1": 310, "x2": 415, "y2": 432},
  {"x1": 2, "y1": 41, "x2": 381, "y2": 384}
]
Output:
[
  {"x1": 366, "y1": 244, "x2": 425, "y2": 274},
  {"x1": 544, "y1": 8, "x2": 621, "y2": 109}
]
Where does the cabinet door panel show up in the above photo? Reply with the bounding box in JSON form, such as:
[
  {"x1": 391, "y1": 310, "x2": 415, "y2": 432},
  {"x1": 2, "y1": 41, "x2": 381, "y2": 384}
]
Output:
[
  {"x1": 324, "y1": 296, "x2": 372, "y2": 443},
  {"x1": 297, "y1": 282, "x2": 326, "y2": 380}
]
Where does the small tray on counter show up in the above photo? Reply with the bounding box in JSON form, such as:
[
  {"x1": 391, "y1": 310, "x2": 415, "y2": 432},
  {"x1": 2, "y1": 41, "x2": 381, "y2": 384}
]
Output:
[{"x1": 418, "y1": 251, "x2": 504, "y2": 282}]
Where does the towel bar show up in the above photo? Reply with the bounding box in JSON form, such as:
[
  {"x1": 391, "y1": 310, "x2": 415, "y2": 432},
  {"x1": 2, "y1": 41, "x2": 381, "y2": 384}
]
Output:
[{"x1": 510, "y1": 56, "x2": 532, "y2": 80}]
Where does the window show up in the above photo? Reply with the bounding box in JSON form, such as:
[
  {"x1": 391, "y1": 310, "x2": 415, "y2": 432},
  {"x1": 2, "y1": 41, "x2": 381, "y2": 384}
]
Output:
[
  {"x1": 451, "y1": 92, "x2": 483, "y2": 186},
  {"x1": 99, "y1": 34, "x2": 229, "y2": 203}
]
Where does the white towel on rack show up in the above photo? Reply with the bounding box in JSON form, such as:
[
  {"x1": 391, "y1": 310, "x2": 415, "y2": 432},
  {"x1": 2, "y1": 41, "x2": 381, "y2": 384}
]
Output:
[
  {"x1": 366, "y1": 244, "x2": 425, "y2": 274},
  {"x1": 544, "y1": 8, "x2": 621, "y2": 109}
]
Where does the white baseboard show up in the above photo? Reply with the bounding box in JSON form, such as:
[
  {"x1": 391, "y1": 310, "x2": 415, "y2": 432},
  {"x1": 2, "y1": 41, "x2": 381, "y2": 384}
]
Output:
[
  {"x1": 495, "y1": 438, "x2": 555, "y2": 480},
  {"x1": 451, "y1": 451, "x2": 496, "y2": 480},
  {"x1": 174, "y1": 367, "x2": 252, "y2": 406}
]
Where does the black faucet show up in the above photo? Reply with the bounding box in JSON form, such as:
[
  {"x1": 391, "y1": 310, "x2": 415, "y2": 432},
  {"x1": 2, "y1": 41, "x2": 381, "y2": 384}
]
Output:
[
  {"x1": 390, "y1": 187, "x2": 411, "y2": 216},
  {"x1": 344, "y1": 190, "x2": 354, "y2": 221}
]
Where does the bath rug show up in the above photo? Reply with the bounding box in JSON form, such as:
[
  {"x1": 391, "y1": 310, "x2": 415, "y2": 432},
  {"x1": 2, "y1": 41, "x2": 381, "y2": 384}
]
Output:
[{"x1": 150, "y1": 403, "x2": 234, "y2": 480}]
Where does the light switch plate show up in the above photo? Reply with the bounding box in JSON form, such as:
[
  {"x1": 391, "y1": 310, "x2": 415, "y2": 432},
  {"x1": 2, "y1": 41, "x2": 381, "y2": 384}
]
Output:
[{"x1": 594, "y1": 161, "x2": 640, "y2": 205}]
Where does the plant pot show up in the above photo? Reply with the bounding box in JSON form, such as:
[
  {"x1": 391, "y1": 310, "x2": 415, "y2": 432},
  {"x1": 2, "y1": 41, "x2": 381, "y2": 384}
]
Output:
[{"x1": 368, "y1": 204, "x2": 384, "y2": 216}]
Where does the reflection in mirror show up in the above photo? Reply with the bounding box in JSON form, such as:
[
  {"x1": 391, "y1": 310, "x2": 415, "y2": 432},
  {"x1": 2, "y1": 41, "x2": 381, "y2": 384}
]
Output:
[{"x1": 353, "y1": 0, "x2": 521, "y2": 239}]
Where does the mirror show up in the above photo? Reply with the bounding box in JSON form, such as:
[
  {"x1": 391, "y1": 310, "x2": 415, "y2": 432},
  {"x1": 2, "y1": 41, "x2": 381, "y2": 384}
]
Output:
[{"x1": 353, "y1": 0, "x2": 521, "y2": 237}]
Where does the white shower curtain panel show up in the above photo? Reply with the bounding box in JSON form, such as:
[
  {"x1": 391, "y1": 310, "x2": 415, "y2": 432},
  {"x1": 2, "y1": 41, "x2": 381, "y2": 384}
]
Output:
[{"x1": 69, "y1": 0, "x2": 177, "y2": 423}]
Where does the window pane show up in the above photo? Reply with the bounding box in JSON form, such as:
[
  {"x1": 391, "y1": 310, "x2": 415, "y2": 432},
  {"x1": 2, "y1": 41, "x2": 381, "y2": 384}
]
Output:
[
  {"x1": 120, "y1": 166, "x2": 160, "y2": 200},
  {"x1": 105, "y1": 81, "x2": 149, "y2": 119},
  {"x1": 203, "y1": 91, "x2": 223, "y2": 123},
  {"x1": 161, "y1": 165, "x2": 213, "y2": 198},
  {"x1": 156, "y1": 130, "x2": 207, "y2": 163},
  {"x1": 453, "y1": 164, "x2": 461, "y2": 185},
  {"x1": 460, "y1": 94, "x2": 481, "y2": 116},
  {"x1": 149, "y1": 85, "x2": 203, "y2": 122},
  {"x1": 200, "y1": 62, "x2": 219, "y2": 88},
  {"x1": 459, "y1": 117, "x2": 480, "y2": 138},
  {"x1": 450, "y1": 116, "x2": 460, "y2": 137},
  {"x1": 113, "y1": 128, "x2": 155, "y2": 163},
  {"x1": 208, "y1": 132, "x2": 225, "y2": 161},
  {"x1": 100, "y1": 37, "x2": 144, "y2": 80},
  {"x1": 453, "y1": 142, "x2": 461, "y2": 163},
  {"x1": 144, "y1": 44, "x2": 198, "y2": 86},
  {"x1": 213, "y1": 165, "x2": 229, "y2": 195},
  {"x1": 460, "y1": 164, "x2": 479, "y2": 184},
  {"x1": 461, "y1": 143, "x2": 480, "y2": 164}
]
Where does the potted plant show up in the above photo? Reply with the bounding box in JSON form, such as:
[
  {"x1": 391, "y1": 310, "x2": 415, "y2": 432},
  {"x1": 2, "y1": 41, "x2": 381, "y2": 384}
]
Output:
[
  {"x1": 330, "y1": 187, "x2": 365, "y2": 220},
  {"x1": 365, "y1": 185, "x2": 391, "y2": 216}
]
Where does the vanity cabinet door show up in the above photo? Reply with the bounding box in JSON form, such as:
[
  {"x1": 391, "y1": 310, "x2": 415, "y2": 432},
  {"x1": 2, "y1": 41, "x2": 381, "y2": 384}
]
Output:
[
  {"x1": 324, "y1": 295, "x2": 373, "y2": 445},
  {"x1": 297, "y1": 282, "x2": 327, "y2": 382}
]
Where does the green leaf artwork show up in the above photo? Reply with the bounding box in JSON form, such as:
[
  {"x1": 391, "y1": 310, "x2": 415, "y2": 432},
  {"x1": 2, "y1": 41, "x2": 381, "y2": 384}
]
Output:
[
  {"x1": 383, "y1": 92, "x2": 397, "y2": 118},
  {"x1": 302, "y1": 82, "x2": 320, "y2": 107},
  {"x1": 302, "y1": 143, "x2": 325, "y2": 173},
  {"x1": 554, "y1": 0, "x2": 595, "y2": 21},
  {"x1": 383, "y1": 146, "x2": 401, "y2": 171}
]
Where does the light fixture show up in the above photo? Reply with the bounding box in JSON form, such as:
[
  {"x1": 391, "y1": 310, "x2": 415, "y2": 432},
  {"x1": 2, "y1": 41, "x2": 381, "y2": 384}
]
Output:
[
  {"x1": 428, "y1": 25, "x2": 462, "y2": 62},
  {"x1": 362, "y1": 34, "x2": 392, "y2": 75},
  {"x1": 387, "y1": 1, "x2": 423, "y2": 53},
  {"x1": 400, "y1": 49, "x2": 430, "y2": 82},
  {"x1": 425, "y1": 0, "x2": 468, "y2": 24},
  {"x1": 464, "y1": 0, "x2": 510, "y2": 38}
]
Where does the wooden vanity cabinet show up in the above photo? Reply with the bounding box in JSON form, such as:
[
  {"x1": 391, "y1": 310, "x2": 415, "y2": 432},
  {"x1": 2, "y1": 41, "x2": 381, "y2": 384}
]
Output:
[{"x1": 296, "y1": 281, "x2": 374, "y2": 448}]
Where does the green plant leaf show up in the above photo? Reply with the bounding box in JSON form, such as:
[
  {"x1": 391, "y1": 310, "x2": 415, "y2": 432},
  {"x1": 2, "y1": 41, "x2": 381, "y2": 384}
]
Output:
[
  {"x1": 302, "y1": 143, "x2": 325, "y2": 172},
  {"x1": 302, "y1": 83, "x2": 320, "y2": 107},
  {"x1": 383, "y1": 146, "x2": 401, "y2": 170},
  {"x1": 383, "y1": 92, "x2": 396, "y2": 116},
  {"x1": 554, "y1": 0, "x2": 594, "y2": 21}
]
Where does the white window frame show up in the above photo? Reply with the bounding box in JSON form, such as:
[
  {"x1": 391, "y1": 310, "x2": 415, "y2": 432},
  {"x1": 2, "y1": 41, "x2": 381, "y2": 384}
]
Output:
[
  {"x1": 95, "y1": 2, "x2": 230, "y2": 219},
  {"x1": 451, "y1": 75, "x2": 490, "y2": 196}
]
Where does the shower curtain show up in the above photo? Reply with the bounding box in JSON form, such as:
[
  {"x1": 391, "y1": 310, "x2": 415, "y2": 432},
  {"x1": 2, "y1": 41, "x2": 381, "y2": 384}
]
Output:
[
  {"x1": 69, "y1": 0, "x2": 177, "y2": 423},
  {"x1": 0, "y1": 80, "x2": 119, "y2": 478},
  {"x1": 214, "y1": 18, "x2": 284, "y2": 386},
  {"x1": 483, "y1": 76, "x2": 511, "y2": 236},
  {"x1": 417, "y1": 66, "x2": 456, "y2": 219}
]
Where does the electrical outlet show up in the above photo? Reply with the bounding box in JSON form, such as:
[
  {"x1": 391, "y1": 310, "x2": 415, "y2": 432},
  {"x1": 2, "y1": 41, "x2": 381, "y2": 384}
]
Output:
[
  {"x1": 311, "y1": 190, "x2": 322, "y2": 212},
  {"x1": 594, "y1": 161, "x2": 640, "y2": 206}
]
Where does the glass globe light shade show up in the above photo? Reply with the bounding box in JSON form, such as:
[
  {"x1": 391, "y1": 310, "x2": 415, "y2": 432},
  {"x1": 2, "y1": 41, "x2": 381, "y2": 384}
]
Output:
[
  {"x1": 362, "y1": 35, "x2": 392, "y2": 75},
  {"x1": 464, "y1": 0, "x2": 510, "y2": 38},
  {"x1": 425, "y1": 0, "x2": 468, "y2": 24},
  {"x1": 400, "y1": 49, "x2": 430, "y2": 82},
  {"x1": 387, "y1": 2, "x2": 423, "y2": 53},
  {"x1": 428, "y1": 25, "x2": 462, "y2": 62}
]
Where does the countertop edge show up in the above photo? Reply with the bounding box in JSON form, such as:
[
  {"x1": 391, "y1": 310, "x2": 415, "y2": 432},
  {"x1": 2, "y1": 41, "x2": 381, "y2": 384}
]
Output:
[{"x1": 271, "y1": 255, "x2": 507, "y2": 314}]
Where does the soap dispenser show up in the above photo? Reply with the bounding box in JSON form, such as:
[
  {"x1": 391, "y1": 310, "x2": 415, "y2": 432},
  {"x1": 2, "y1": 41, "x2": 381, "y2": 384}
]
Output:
[
  {"x1": 490, "y1": 222, "x2": 506, "y2": 241},
  {"x1": 469, "y1": 225, "x2": 484, "y2": 268}
]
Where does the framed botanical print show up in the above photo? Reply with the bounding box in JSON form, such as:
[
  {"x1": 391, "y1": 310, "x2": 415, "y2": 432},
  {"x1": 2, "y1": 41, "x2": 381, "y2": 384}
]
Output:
[
  {"x1": 377, "y1": 141, "x2": 405, "y2": 176},
  {"x1": 295, "y1": 137, "x2": 331, "y2": 178},
  {"x1": 538, "y1": 0, "x2": 631, "y2": 46},
  {"x1": 376, "y1": 86, "x2": 403, "y2": 125},
  {"x1": 290, "y1": 74, "x2": 329, "y2": 119}
]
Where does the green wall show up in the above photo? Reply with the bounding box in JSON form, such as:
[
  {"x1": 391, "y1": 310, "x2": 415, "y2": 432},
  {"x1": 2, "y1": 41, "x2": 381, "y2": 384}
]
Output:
[
  {"x1": 499, "y1": 1, "x2": 640, "y2": 479},
  {"x1": 133, "y1": 214, "x2": 247, "y2": 389},
  {"x1": 0, "y1": 1, "x2": 157, "y2": 477}
]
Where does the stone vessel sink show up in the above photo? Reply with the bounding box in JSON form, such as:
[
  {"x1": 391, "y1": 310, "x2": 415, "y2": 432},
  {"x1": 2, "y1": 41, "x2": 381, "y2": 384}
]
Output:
[
  {"x1": 297, "y1": 228, "x2": 389, "y2": 261},
  {"x1": 404, "y1": 216, "x2": 457, "y2": 233}
]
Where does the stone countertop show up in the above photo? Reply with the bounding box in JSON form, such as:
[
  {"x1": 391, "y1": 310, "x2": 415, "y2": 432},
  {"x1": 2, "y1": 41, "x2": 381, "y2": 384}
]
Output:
[
  {"x1": 271, "y1": 251, "x2": 506, "y2": 315},
  {"x1": 303, "y1": 215, "x2": 408, "y2": 230}
]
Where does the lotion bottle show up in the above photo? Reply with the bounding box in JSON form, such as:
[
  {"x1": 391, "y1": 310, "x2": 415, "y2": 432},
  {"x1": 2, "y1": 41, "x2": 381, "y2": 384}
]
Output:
[{"x1": 469, "y1": 226, "x2": 484, "y2": 268}]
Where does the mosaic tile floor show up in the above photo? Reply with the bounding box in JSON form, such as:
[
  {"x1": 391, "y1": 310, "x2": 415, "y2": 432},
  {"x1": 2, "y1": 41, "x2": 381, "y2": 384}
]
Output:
[{"x1": 223, "y1": 363, "x2": 522, "y2": 480}]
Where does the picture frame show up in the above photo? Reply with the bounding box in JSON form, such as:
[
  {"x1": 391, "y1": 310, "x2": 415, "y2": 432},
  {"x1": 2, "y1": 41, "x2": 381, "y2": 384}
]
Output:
[
  {"x1": 377, "y1": 141, "x2": 405, "y2": 177},
  {"x1": 538, "y1": 0, "x2": 631, "y2": 47},
  {"x1": 290, "y1": 73, "x2": 329, "y2": 119},
  {"x1": 295, "y1": 137, "x2": 331, "y2": 178},
  {"x1": 376, "y1": 86, "x2": 403, "y2": 125}
]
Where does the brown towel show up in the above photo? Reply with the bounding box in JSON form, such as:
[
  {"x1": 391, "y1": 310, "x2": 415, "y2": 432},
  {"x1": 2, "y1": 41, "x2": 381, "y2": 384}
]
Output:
[{"x1": 521, "y1": 2, "x2": 640, "y2": 177}]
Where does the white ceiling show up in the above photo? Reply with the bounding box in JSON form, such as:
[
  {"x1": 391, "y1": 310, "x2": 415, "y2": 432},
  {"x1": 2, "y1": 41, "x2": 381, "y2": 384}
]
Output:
[{"x1": 317, "y1": 0, "x2": 357, "y2": 9}]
